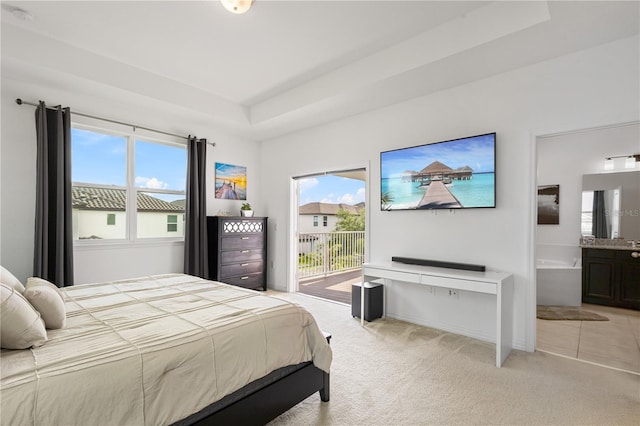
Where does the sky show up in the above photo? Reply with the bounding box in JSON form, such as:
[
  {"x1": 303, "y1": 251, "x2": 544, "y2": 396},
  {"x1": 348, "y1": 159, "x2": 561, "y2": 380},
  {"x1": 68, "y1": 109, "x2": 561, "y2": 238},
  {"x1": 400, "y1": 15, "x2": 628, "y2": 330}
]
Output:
[
  {"x1": 298, "y1": 174, "x2": 366, "y2": 206},
  {"x1": 71, "y1": 128, "x2": 187, "y2": 193},
  {"x1": 381, "y1": 133, "x2": 496, "y2": 178}
]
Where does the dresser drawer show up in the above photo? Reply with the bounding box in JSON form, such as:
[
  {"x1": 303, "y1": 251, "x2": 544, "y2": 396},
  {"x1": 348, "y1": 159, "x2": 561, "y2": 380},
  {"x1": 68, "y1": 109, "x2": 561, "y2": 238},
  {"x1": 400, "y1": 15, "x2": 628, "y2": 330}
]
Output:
[
  {"x1": 207, "y1": 216, "x2": 267, "y2": 291},
  {"x1": 221, "y1": 273, "x2": 264, "y2": 290},
  {"x1": 221, "y1": 235, "x2": 264, "y2": 250},
  {"x1": 220, "y1": 249, "x2": 264, "y2": 264},
  {"x1": 220, "y1": 261, "x2": 264, "y2": 279}
]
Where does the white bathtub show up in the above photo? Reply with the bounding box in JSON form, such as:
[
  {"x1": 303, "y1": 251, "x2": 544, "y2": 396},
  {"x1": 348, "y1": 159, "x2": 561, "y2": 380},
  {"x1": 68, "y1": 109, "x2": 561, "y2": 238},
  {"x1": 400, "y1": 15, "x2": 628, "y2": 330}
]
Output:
[{"x1": 536, "y1": 244, "x2": 582, "y2": 306}]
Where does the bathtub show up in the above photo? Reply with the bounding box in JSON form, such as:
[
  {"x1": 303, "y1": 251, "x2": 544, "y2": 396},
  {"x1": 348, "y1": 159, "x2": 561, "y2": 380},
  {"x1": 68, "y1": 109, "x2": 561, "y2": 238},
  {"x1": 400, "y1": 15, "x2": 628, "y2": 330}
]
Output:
[{"x1": 536, "y1": 244, "x2": 582, "y2": 306}]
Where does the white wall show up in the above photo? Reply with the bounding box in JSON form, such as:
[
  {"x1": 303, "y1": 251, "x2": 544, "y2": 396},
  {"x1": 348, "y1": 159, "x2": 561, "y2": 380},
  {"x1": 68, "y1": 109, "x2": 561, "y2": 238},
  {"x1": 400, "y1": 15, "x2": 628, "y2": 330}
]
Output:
[
  {"x1": 1, "y1": 78, "x2": 263, "y2": 284},
  {"x1": 536, "y1": 123, "x2": 640, "y2": 248},
  {"x1": 260, "y1": 35, "x2": 640, "y2": 351}
]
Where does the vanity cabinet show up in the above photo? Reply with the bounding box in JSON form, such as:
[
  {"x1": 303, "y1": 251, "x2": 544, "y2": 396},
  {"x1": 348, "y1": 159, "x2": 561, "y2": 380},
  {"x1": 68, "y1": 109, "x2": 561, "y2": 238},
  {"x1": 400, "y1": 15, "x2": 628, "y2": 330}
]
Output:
[
  {"x1": 206, "y1": 216, "x2": 267, "y2": 291},
  {"x1": 582, "y1": 248, "x2": 640, "y2": 310}
]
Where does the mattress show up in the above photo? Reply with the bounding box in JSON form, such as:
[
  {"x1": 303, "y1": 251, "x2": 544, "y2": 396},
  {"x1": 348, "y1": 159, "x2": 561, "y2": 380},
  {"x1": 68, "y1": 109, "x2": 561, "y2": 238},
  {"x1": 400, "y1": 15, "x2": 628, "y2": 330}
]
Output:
[{"x1": 0, "y1": 274, "x2": 332, "y2": 426}]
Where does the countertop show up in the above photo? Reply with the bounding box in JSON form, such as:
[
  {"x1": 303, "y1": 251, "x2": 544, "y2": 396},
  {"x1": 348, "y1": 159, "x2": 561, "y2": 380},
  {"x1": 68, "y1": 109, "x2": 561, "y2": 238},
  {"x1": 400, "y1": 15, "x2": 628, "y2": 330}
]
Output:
[{"x1": 580, "y1": 244, "x2": 638, "y2": 251}]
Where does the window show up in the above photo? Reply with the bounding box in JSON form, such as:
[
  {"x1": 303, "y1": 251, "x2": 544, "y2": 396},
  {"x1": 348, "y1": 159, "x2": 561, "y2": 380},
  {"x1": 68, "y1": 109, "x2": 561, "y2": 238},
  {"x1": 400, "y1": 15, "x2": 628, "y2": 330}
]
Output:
[
  {"x1": 313, "y1": 216, "x2": 318, "y2": 227},
  {"x1": 323, "y1": 216, "x2": 328, "y2": 227},
  {"x1": 71, "y1": 126, "x2": 186, "y2": 242},
  {"x1": 167, "y1": 215, "x2": 178, "y2": 232}
]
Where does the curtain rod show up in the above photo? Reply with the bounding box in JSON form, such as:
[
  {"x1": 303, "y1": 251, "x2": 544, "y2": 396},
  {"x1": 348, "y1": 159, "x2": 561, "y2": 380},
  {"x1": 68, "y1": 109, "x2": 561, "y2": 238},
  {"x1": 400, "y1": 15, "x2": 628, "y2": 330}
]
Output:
[{"x1": 15, "y1": 98, "x2": 215, "y2": 146}]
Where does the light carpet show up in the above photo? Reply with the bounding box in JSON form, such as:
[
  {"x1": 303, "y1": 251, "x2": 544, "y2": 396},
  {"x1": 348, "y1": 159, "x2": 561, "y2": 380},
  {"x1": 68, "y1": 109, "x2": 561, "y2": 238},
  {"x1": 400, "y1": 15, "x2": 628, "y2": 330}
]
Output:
[{"x1": 267, "y1": 292, "x2": 639, "y2": 426}]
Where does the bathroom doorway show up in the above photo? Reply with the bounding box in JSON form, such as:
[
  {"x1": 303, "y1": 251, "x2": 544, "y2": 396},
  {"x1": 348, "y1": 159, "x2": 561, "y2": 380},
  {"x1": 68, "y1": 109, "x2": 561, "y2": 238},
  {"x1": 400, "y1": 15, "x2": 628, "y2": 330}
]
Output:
[{"x1": 535, "y1": 122, "x2": 640, "y2": 374}]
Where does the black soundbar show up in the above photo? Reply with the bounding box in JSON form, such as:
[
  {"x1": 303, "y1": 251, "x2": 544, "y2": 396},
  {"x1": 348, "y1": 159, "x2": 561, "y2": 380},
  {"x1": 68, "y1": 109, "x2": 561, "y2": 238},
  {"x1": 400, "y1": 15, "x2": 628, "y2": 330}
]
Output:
[{"x1": 391, "y1": 256, "x2": 486, "y2": 272}]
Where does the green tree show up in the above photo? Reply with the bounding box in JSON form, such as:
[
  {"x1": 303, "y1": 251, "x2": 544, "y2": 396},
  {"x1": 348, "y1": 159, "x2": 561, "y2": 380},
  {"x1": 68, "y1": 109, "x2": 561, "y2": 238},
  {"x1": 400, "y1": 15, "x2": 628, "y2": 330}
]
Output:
[
  {"x1": 333, "y1": 208, "x2": 365, "y2": 231},
  {"x1": 381, "y1": 191, "x2": 394, "y2": 210}
]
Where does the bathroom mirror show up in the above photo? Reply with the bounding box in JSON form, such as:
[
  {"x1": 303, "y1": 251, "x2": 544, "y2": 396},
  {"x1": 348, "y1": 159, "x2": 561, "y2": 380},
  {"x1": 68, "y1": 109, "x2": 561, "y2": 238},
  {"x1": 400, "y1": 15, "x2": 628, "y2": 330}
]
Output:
[{"x1": 581, "y1": 171, "x2": 640, "y2": 240}]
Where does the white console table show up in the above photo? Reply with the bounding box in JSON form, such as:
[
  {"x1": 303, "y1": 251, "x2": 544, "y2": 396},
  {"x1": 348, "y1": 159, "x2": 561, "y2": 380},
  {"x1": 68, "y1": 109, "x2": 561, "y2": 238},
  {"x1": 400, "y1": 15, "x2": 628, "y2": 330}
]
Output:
[{"x1": 361, "y1": 262, "x2": 514, "y2": 367}]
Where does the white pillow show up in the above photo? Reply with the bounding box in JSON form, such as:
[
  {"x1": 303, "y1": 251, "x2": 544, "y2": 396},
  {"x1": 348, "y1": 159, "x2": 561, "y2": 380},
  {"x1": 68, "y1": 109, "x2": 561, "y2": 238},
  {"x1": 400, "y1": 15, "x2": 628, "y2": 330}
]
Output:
[
  {"x1": 0, "y1": 284, "x2": 47, "y2": 349},
  {"x1": 1, "y1": 266, "x2": 26, "y2": 293},
  {"x1": 25, "y1": 277, "x2": 64, "y2": 302},
  {"x1": 23, "y1": 286, "x2": 66, "y2": 330}
]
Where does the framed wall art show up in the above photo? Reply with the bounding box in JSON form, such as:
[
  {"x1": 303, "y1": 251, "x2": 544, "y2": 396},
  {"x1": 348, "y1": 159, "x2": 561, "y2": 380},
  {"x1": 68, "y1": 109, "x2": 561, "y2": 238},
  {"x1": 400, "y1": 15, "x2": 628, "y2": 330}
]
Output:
[
  {"x1": 537, "y1": 184, "x2": 559, "y2": 224},
  {"x1": 215, "y1": 162, "x2": 247, "y2": 200}
]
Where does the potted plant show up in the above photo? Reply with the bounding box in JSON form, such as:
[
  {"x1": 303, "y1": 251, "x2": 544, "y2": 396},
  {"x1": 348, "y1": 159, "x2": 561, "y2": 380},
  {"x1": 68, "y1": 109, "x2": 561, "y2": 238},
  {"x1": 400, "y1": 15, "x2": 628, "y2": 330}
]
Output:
[{"x1": 240, "y1": 202, "x2": 254, "y2": 217}]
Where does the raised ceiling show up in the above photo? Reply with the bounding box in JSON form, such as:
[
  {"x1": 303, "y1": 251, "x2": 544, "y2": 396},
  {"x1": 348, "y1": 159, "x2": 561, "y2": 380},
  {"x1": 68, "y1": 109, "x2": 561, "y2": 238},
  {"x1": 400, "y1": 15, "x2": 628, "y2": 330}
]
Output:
[{"x1": 2, "y1": 1, "x2": 638, "y2": 140}]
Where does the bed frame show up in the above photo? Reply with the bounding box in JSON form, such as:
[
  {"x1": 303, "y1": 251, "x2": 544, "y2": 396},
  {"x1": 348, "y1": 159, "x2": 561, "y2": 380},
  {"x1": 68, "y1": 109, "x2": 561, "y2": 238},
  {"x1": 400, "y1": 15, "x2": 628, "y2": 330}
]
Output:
[{"x1": 180, "y1": 334, "x2": 331, "y2": 426}]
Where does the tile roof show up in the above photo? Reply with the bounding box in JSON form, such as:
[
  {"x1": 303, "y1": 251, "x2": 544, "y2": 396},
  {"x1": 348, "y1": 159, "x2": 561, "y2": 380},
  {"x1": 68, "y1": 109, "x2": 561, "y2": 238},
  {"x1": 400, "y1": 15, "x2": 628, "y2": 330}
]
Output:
[
  {"x1": 72, "y1": 186, "x2": 184, "y2": 212},
  {"x1": 299, "y1": 202, "x2": 363, "y2": 215}
]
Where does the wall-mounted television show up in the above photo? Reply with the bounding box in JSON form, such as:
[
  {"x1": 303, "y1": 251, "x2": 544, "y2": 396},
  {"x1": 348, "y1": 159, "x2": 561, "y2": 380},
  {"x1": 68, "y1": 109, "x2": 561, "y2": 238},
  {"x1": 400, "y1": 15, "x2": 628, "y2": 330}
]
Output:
[{"x1": 380, "y1": 132, "x2": 496, "y2": 211}]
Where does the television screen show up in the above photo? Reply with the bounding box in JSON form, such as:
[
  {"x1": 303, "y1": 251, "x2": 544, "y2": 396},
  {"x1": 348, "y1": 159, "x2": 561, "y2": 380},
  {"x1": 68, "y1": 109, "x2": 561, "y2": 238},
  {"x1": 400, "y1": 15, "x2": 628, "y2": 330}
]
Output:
[{"x1": 380, "y1": 132, "x2": 496, "y2": 211}]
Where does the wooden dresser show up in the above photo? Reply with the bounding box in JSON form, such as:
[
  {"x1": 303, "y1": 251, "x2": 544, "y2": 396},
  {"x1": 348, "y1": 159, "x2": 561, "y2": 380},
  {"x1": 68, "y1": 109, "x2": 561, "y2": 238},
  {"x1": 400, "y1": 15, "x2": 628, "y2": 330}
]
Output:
[{"x1": 206, "y1": 216, "x2": 267, "y2": 291}]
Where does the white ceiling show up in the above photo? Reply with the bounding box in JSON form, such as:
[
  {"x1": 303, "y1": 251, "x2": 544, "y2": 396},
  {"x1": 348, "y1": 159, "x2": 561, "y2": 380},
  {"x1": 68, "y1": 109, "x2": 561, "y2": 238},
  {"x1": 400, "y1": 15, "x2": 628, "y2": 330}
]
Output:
[{"x1": 2, "y1": 1, "x2": 639, "y2": 141}]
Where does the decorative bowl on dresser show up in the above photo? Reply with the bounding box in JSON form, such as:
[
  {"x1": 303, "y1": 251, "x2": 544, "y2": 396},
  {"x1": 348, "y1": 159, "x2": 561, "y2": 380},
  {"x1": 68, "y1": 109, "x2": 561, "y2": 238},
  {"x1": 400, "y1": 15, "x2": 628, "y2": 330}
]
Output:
[{"x1": 206, "y1": 216, "x2": 268, "y2": 291}]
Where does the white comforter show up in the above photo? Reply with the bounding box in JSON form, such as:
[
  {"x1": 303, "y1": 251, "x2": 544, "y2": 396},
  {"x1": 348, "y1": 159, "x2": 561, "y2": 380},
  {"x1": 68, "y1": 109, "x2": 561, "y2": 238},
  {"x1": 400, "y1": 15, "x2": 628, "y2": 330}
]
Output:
[{"x1": 0, "y1": 274, "x2": 332, "y2": 426}]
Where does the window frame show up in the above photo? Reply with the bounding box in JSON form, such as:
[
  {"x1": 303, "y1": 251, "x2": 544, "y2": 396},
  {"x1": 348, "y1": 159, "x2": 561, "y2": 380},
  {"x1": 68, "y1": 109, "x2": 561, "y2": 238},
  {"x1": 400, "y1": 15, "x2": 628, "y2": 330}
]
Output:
[
  {"x1": 167, "y1": 214, "x2": 178, "y2": 233},
  {"x1": 71, "y1": 122, "x2": 187, "y2": 246}
]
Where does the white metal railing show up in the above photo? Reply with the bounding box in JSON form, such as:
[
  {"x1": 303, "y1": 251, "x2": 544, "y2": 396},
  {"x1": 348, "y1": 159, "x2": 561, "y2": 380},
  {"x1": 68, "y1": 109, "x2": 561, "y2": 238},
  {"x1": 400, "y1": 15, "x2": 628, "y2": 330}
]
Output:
[{"x1": 297, "y1": 231, "x2": 365, "y2": 279}]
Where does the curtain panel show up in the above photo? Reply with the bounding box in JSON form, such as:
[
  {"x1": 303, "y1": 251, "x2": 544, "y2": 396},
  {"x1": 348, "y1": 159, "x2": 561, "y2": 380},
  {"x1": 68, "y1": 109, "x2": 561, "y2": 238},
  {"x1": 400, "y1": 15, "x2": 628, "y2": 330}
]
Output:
[
  {"x1": 34, "y1": 102, "x2": 74, "y2": 287},
  {"x1": 184, "y1": 136, "x2": 208, "y2": 278},
  {"x1": 592, "y1": 190, "x2": 610, "y2": 239}
]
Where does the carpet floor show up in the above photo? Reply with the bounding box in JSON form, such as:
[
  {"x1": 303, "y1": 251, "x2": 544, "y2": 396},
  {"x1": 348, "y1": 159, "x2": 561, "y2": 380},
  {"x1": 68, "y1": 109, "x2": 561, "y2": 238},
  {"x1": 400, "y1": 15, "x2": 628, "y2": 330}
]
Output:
[{"x1": 268, "y1": 292, "x2": 640, "y2": 426}]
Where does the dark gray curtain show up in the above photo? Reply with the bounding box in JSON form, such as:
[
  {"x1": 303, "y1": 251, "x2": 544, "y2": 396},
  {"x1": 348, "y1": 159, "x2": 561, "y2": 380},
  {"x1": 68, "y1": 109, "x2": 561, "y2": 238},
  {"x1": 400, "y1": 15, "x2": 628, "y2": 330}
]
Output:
[
  {"x1": 184, "y1": 136, "x2": 209, "y2": 278},
  {"x1": 592, "y1": 190, "x2": 609, "y2": 239},
  {"x1": 34, "y1": 102, "x2": 74, "y2": 287}
]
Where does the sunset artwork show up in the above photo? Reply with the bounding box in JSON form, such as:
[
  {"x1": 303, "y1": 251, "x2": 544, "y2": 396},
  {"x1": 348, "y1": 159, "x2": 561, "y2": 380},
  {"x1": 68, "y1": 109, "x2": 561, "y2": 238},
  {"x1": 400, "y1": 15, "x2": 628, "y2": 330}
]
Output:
[{"x1": 215, "y1": 162, "x2": 247, "y2": 200}]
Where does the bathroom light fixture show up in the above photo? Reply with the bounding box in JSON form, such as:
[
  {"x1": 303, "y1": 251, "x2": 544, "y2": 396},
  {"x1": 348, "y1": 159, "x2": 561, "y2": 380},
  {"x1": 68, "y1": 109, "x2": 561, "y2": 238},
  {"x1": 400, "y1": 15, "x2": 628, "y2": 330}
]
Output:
[
  {"x1": 220, "y1": 0, "x2": 254, "y2": 14},
  {"x1": 625, "y1": 154, "x2": 640, "y2": 169},
  {"x1": 604, "y1": 157, "x2": 614, "y2": 170},
  {"x1": 603, "y1": 154, "x2": 640, "y2": 170}
]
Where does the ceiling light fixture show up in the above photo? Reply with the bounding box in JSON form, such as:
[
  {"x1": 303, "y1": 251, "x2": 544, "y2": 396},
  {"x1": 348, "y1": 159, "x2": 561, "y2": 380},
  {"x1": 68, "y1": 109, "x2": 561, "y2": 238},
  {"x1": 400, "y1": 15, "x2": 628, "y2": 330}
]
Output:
[
  {"x1": 9, "y1": 7, "x2": 33, "y2": 21},
  {"x1": 220, "y1": 0, "x2": 254, "y2": 14}
]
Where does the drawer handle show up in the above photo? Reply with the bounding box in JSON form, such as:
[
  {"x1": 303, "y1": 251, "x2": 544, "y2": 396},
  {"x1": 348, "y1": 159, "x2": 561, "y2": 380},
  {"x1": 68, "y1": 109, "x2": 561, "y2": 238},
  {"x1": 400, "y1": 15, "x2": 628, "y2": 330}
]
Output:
[
  {"x1": 241, "y1": 250, "x2": 250, "y2": 253},
  {"x1": 241, "y1": 237, "x2": 249, "y2": 240},
  {"x1": 241, "y1": 263, "x2": 249, "y2": 267},
  {"x1": 240, "y1": 276, "x2": 249, "y2": 280},
  {"x1": 632, "y1": 252, "x2": 639, "y2": 258}
]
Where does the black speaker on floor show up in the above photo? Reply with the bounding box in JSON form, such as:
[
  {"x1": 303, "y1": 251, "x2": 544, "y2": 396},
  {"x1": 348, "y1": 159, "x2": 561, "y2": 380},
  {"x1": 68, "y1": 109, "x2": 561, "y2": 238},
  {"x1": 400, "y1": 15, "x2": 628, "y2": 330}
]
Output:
[{"x1": 351, "y1": 282, "x2": 383, "y2": 322}]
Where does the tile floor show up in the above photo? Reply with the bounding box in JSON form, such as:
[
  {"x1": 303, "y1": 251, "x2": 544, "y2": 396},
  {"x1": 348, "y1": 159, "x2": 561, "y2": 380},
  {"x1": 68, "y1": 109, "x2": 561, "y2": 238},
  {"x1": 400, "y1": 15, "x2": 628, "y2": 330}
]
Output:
[{"x1": 536, "y1": 303, "x2": 640, "y2": 374}]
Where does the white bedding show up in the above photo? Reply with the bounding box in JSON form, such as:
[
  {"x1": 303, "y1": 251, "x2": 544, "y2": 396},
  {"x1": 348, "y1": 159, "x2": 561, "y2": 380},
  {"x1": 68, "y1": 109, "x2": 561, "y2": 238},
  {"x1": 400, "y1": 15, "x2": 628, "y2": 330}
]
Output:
[{"x1": 0, "y1": 274, "x2": 332, "y2": 426}]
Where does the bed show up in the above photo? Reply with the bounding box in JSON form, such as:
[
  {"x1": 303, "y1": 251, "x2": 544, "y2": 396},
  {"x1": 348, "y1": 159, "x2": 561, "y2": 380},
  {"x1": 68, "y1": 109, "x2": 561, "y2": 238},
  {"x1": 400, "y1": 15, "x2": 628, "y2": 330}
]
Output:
[{"x1": 0, "y1": 273, "x2": 332, "y2": 425}]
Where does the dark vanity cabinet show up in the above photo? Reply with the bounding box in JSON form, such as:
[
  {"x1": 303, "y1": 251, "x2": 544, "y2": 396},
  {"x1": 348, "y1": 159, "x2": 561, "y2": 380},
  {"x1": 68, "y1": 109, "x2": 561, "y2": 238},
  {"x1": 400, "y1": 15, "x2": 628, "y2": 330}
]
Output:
[
  {"x1": 582, "y1": 248, "x2": 640, "y2": 310},
  {"x1": 207, "y1": 216, "x2": 267, "y2": 291}
]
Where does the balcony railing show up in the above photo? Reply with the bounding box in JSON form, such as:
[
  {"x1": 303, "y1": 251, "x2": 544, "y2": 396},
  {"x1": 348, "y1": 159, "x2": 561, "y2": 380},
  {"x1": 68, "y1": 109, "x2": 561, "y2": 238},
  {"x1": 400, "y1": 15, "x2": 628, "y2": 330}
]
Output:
[{"x1": 297, "y1": 231, "x2": 365, "y2": 279}]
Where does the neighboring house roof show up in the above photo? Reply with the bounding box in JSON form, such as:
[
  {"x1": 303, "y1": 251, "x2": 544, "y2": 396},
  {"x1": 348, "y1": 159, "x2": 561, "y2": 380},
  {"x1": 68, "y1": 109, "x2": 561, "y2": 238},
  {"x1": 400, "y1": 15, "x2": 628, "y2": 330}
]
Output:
[
  {"x1": 299, "y1": 202, "x2": 362, "y2": 215},
  {"x1": 72, "y1": 186, "x2": 184, "y2": 212}
]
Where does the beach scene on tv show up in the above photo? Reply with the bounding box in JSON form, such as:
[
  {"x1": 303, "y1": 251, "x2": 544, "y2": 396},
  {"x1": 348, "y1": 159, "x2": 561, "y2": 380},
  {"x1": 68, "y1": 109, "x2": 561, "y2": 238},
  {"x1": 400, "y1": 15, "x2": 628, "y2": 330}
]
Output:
[{"x1": 381, "y1": 133, "x2": 496, "y2": 210}]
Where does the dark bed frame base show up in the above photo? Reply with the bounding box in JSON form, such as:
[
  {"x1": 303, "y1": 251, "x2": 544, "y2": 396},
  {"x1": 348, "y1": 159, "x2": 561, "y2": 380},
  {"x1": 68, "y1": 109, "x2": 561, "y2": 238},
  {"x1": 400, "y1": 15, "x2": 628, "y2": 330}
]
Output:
[
  {"x1": 192, "y1": 363, "x2": 329, "y2": 426},
  {"x1": 185, "y1": 334, "x2": 331, "y2": 426}
]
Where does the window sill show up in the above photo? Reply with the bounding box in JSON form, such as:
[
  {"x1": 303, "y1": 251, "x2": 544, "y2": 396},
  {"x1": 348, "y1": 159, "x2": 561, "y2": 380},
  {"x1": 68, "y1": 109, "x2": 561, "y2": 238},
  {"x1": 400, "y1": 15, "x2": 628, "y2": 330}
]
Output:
[{"x1": 74, "y1": 239, "x2": 184, "y2": 251}]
